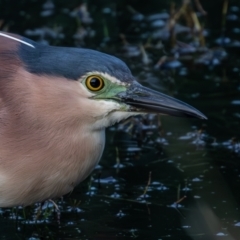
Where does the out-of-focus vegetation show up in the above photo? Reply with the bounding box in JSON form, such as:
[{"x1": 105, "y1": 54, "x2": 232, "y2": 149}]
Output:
[{"x1": 0, "y1": 0, "x2": 240, "y2": 239}]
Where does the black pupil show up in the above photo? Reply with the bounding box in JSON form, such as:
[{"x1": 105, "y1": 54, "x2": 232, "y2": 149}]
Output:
[{"x1": 90, "y1": 78, "x2": 101, "y2": 88}]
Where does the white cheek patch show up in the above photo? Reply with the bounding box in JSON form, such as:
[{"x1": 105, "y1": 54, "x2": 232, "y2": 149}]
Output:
[
  {"x1": 95, "y1": 100, "x2": 122, "y2": 116},
  {"x1": 90, "y1": 100, "x2": 141, "y2": 130},
  {"x1": 0, "y1": 33, "x2": 35, "y2": 48},
  {"x1": 108, "y1": 111, "x2": 140, "y2": 125}
]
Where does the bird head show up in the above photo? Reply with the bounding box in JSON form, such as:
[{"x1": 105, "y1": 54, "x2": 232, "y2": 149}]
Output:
[
  {"x1": 50, "y1": 48, "x2": 206, "y2": 129},
  {"x1": 76, "y1": 68, "x2": 207, "y2": 129},
  {"x1": 0, "y1": 32, "x2": 206, "y2": 130}
]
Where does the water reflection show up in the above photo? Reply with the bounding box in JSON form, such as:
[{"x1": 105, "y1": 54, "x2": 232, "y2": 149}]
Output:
[{"x1": 0, "y1": 0, "x2": 240, "y2": 239}]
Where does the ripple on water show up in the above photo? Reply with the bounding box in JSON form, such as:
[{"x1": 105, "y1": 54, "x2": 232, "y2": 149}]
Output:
[{"x1": 94, "y1": 176, "x2": 119, "y2": 184}]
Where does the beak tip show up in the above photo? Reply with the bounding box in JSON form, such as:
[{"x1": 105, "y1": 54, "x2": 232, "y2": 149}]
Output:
[
  {"x1": 196, "y1": 112, "x2": 207, "y2": 120},
  {"x1": 188, "y1": 110, "x2": 207, "y2": 120}
]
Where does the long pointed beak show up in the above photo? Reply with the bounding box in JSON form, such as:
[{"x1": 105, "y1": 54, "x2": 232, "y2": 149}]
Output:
[{"x1": 117, "y1": 83, "x2": 207, "y2": 119}]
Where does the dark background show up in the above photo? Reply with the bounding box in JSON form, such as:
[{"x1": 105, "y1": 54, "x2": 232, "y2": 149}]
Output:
[{"x1": 0, "y1": 0, "x2": 240, "y2": 239}]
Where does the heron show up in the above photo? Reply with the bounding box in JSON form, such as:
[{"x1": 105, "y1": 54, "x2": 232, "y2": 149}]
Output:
[{"x1": 0, "y1": 32, "x2": 206, "y2": 207}]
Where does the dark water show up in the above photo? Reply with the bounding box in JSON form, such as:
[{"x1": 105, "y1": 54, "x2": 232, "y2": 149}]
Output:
[{"x1": 0, "y1": 0, "x2": 240, "y2": 239}]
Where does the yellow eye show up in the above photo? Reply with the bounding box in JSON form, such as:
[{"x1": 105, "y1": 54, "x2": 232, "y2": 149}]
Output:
[{"x1": 86, "y1": 75, "x2": 104, "y2": 91}]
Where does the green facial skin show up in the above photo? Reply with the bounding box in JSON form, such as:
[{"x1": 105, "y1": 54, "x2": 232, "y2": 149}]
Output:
[{"x1": 83, "y1": 75, "x2": 130, "y2": 111}]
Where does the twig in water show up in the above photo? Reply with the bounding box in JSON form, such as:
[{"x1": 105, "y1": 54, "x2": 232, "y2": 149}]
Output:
[{"x1": 143, "y1": 171, "x2": 152, "y2": 198}]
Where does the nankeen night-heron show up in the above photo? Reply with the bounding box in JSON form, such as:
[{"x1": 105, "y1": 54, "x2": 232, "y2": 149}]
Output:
[{"x1": 0, "y1": 32, "x2": 206, "y2": 207}]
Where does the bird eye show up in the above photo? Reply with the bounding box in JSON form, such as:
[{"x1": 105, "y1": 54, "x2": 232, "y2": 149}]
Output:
[{"x1": 86, "y1": 76, "x2": 105, "y2": 91}]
